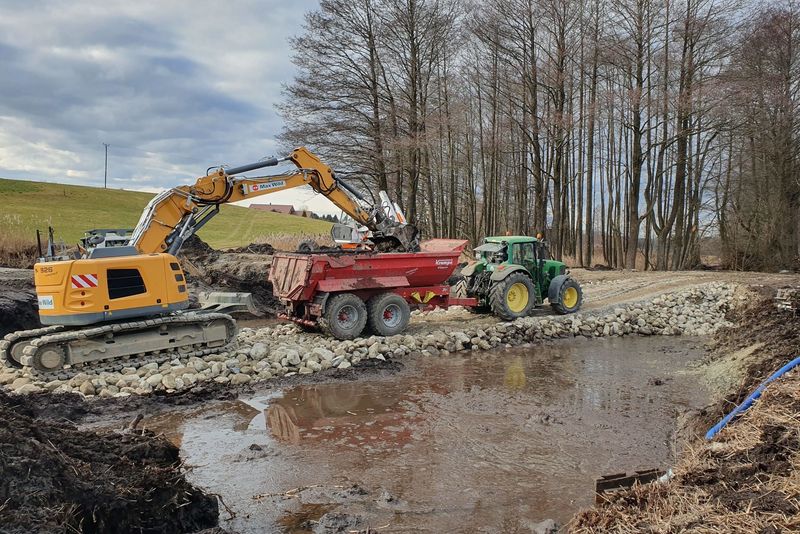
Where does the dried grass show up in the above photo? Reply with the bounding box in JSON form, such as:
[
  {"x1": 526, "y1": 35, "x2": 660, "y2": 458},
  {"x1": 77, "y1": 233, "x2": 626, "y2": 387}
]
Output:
[
  {"x1": 0, "y1": 213, "x2": 41, "y2": 268},
  {"x1": 569, "y1": 371, "x2": 800, "y2": 533}
]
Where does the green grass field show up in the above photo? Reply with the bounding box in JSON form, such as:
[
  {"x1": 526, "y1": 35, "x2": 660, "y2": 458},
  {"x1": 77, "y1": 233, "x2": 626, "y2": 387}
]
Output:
[{"x1": 0, "y1": 178, "x2": 332, "y2": 249}]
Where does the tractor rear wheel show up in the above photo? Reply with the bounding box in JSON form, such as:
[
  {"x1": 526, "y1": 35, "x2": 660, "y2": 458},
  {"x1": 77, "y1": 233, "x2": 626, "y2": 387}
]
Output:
[
  {"x1": 367, "y1": 293, "x2": 411, "y2": 336},
  {"x1": 322, "y1": 293, "x2": 367, "y2": 339},
  {"x1": 489, "y1": 272, "x2": 536, "y2": 321},
  {"x1": 551, "y1": 277, "x2": 583, "y2": 314}
]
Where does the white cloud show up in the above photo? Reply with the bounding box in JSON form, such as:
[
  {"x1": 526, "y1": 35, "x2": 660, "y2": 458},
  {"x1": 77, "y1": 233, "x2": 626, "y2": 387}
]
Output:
[{"x1": 0, "y1": 0, "x2": 320, "y2": 202}]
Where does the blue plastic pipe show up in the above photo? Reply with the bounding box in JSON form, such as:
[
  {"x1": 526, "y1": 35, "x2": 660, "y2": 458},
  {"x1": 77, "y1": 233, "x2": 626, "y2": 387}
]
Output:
[{"x1": 706, "y1": 355, "x2": 800, "y2": 440}]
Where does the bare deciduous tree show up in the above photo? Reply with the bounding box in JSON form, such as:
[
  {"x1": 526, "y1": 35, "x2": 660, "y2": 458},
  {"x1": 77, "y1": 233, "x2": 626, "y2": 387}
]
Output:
[{"x1": 279, "y1": 0, "x2": 800, "y2": 271}]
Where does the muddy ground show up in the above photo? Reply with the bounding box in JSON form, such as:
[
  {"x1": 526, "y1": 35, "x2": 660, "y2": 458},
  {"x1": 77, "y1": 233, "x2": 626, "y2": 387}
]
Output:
[
  {"x1": 180, "y1": 235, "x2": 280, "y2": 312},
  {"x1": 0, "y1": 267, "x2": 39, "y2": 337},
  {"x1": 19, "y1": 280, "x2": 790, "y2": 533},
  {"x1": 0, "y1": 390, "x2": 221, "y2": 534}
]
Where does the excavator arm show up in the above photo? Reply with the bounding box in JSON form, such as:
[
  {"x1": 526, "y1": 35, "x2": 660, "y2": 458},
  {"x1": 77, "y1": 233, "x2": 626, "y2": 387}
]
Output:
[{"x1": 129, "y1": 147, "x2": 419, "y2": 255}]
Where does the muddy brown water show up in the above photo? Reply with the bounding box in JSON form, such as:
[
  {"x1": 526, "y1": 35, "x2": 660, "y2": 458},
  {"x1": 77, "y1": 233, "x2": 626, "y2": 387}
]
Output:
[{"x1": 129, "y1": 336, "x2": 709, "y2": 533}]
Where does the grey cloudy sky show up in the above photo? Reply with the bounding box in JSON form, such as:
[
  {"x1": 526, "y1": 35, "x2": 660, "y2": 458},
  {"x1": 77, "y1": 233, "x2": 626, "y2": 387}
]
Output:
[{"x1": 0, "y1": 0, "x2": 347, "y2": 213}]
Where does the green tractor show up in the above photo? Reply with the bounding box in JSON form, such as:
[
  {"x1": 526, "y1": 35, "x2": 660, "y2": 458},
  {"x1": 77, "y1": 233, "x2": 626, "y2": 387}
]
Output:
[{"x1": 452, "y1": 235, "x2": 583, "y2": 321}]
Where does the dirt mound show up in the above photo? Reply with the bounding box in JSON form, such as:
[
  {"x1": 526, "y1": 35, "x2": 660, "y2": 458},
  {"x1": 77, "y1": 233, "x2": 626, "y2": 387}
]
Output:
[
  {"x1": 227, "y1": 242, "x2": 275, "y2": 255},
  {"x1": 0, "y1": 286, "x2": 41, "y2": 337},
  {"x1": 0, "y1": 390, "x2": 220, "y2": 533},
  {"x1": 705, "y1": 287, "x2": 800, "y2": 421},
  {"x1": 181, "y1": 234, "x2": 220, "y2": 261},
  {"x1": 179, "y1": 235, "x2": 279, "y2": 314}
]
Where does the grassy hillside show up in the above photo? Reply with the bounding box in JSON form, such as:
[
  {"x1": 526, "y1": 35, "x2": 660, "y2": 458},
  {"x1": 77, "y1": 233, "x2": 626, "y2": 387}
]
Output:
[{"x1": 0, "y1": 178, "x2": 332, "y2": 249}]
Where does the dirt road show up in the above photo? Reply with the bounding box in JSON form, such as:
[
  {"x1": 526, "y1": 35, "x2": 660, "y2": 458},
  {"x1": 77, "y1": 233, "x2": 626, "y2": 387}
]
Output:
[{"x1": 573, "y1": 268, "x2": 798, "y2": 310}]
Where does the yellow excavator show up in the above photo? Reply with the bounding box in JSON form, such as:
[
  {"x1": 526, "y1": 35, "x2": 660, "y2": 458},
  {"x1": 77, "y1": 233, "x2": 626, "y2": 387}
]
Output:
[{"x1": 0, "y1": 147, "x2": 418, "y2": 373}]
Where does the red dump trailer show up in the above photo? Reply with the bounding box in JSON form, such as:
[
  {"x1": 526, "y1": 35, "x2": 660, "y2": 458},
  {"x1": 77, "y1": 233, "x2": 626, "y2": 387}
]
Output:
[{"x1": 268, "y1": 239, "x2": 476, "y2": 339}]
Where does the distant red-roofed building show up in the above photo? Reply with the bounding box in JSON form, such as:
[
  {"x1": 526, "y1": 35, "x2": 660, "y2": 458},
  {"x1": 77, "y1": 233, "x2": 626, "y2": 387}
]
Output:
[{"x1": 250, "y1": 203, "x2": 296, "y2": 215}]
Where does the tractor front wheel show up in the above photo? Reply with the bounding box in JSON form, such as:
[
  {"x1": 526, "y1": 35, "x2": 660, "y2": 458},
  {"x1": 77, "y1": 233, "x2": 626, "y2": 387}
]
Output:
[
  {"x1": 322, "y1": 293, "x2": 368, "y2": 339},
  {"x1": 550, "y1": 277, "x2": 583, "y2": 314},
  {"x1": 489, "y1": 272, "x2": 536, "y2": 321}
]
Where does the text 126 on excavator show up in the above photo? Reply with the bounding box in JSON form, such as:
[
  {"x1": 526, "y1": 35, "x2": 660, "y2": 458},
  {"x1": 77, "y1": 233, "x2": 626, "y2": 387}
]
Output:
[{"x1": 0, "y1": 147, "x2": 419, "y2": 374}]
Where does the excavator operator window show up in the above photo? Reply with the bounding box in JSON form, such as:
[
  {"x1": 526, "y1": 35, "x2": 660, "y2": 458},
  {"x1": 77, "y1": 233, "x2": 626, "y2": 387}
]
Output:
[{"x1": 107, "y1": 269, "x2": 147, "y2": 299}]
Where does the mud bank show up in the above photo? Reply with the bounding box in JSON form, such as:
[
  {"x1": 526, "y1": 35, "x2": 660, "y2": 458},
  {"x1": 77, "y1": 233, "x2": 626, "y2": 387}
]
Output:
[
  {"x1": 0, "y1": 390, "x2": 221, "y2": 533},
  {"x1": 0, "y1": 282, "x2": 738, "y2": 398},
  {"x1": 570, "y1": 287, "x2": 800, "y2": 532},
  {"x1": 0, "y1": 268, "x2": 39, "y2": 337},
  {"x1": 571, "y1": 372, "x2": 800, "y2": 532}
]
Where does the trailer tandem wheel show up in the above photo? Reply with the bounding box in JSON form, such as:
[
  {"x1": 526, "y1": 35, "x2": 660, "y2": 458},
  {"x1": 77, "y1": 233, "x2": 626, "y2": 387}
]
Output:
[
  {"x1": 367, "y1": 293, "x2": 411, "y2": 336},
  {"x1": 321, "y1": 293, "x2": 368, "y2": 340}
]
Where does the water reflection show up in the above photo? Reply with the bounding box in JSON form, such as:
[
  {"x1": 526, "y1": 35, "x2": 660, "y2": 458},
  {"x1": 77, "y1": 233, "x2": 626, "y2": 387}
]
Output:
[
  {"x1": 504, "y1": 356, "x2": 528, "y2": 390},
  {"x1": 266, "y1": 382, "x2": 430, "y2": 447}
]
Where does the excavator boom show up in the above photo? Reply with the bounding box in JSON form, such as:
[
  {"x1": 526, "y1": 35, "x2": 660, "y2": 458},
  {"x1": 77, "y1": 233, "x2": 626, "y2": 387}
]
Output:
[{"x1": 130, "y1": 147, "x2": 419, "y2": 255}]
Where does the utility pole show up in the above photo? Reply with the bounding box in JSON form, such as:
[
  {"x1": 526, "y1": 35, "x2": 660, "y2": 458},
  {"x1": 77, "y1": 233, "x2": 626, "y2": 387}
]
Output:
[{"x1": 102, "y1": 142, "x2": 109, "y2": 188}]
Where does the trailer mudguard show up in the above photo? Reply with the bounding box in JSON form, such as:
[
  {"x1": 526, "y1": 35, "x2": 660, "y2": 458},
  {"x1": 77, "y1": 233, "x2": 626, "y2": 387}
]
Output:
[
  {"x1": 316, "y1": 276, "x2": 409, "y2": 293},
  {"x1": 547, "y1": 275, "x2": 570, "y2": 303},
  {"x1": 489, "y1": 264, "x2": 529, "y2": 282}
]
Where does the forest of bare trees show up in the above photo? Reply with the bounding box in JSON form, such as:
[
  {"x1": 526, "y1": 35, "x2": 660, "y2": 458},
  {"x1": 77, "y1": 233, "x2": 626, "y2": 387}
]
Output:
[{"x1": 279, "y1": 0, "x2": 800, "y2": 271}]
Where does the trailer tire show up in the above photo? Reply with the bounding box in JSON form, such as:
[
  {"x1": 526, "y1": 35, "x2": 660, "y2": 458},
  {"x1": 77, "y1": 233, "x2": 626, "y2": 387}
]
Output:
[
  {"x1": 321, "y1": 293, "x2": 368, "y2": 340},
  {"x1": 367, "y1": 293, "x2": 411, "y2": 336}
]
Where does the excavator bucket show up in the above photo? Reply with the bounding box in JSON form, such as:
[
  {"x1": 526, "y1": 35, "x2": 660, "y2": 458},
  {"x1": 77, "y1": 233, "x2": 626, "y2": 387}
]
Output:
[{"x1": 197, "y1": 291, "x2": 263, "y2": 316}]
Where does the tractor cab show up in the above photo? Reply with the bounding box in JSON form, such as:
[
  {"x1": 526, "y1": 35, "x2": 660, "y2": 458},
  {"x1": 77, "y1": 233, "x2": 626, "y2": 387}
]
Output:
[
  {"x1": 473, "y1": 241, "x2": 507, "y2": 264},
  {"x1": 477, "y1": 236, "x2": 553, "y2": 274}
]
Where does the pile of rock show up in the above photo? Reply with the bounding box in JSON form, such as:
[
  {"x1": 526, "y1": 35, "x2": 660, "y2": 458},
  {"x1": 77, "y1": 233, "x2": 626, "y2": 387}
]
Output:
[{"x1": 0, "y1": 282, "x2": 737, "y2": 397}]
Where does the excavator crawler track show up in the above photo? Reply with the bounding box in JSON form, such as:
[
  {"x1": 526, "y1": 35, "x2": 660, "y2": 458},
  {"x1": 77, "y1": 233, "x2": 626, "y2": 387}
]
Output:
[
  {"x1": 1, "y1": 325, "x2": 66, "y2": 368},
  {"x1": 1, "y1": 312, "x2": 236, "y2": 379}
]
